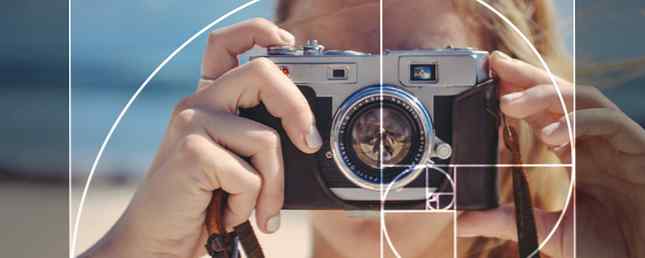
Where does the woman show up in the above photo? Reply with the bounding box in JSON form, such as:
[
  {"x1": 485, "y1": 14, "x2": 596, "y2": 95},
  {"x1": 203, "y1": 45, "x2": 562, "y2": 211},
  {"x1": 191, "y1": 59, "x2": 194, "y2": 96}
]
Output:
[{"x1": 80, "y1": 1, "x2": 645, "y2": 258}]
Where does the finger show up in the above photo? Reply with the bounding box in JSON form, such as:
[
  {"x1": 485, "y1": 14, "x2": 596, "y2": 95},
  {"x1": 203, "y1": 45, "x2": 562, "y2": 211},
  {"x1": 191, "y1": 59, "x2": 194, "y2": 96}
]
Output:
[
  {"x1": 501, "y1": 84, "x2": 573, "y2": 120},
  {"x1": 458, "y1": 204, "x2": 571, "y2": 258},
  {"x1": 540, "y1": 108, "x2": 645, "y2": 154},
  {"x1": 501, "y1": 85, "x2": 618, "y2": 119},
  {"x1": 192, "y1": 57, "x2": 323, "y2": 154},
  {"x1": 490, "y1": 51, "x2": 570, "y2": 93},
  {"x1": 201, "y1": 18, "x2": 295, "y2": 82},
  {"x1": 175, "y1": 109, "x2": 285, "y2": 233},
  {"x1": 189, "y1": 226, "x2": 209, "y2": 258},
  {"x1": 176, "y1": 133, "x2": 262, "y2": 230}
]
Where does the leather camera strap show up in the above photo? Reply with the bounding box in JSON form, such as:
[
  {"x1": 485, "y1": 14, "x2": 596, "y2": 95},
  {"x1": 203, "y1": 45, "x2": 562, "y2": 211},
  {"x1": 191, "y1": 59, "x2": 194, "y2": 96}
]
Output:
[
  {"x1": 205, "y1": 190, "x2": 265, "y2": 258},
  {"x1": 502, "y1": 116, "x2": 541, "y2": 258}
]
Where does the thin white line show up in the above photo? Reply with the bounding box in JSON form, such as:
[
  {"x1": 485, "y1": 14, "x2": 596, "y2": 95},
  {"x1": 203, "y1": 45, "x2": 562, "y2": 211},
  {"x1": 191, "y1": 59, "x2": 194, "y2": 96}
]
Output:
[
  {"x1": 573, "y1": 0, "x2": 577, "y2": 257},
  {"x1": 476, "y1": 1, "x2": 575, "y2": 257},
  {"x1": 68, "y1": 0, "x2": 73, "y2": 256},
  {"x1": 382, "y1": 164, "x2": 573, "y2": 168},
  {"x1": 69, "y1": 0, "x2": 261, "y2": 255},
  {"x1": 383, "y1": 209, "x2": 455, "y2": 214},
  {"x1": 382, "y1": 166, "x2": 408, "y2": 258},
  {"x1": 379, "y1": 0, "x2": 385, "y2": 257},
  {"x1": 425, "y1": 167, "x2": 430, "y2": 210},
  {"x1": 454, "y1": 166, "x2": 458, "y2": 258}
]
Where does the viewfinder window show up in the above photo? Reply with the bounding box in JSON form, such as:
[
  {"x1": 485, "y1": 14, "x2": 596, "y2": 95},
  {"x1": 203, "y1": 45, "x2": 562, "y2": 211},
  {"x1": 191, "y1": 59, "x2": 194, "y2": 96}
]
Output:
[
  {"x1": 333, "y1": 69, "x2": 346, "y2": 78},
  {"x1": 328, "y1": 66, "x2": 349, "y2": 80},
  {"x1": 410, "y1": 64, "x2": 437, "y2": 82}
]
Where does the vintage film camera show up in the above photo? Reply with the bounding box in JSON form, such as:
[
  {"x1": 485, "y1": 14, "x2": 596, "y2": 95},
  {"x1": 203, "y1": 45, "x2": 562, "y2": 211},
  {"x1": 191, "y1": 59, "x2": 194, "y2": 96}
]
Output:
[{"x1": 240, "y1": 40, "x2": 500, "y2": 210}]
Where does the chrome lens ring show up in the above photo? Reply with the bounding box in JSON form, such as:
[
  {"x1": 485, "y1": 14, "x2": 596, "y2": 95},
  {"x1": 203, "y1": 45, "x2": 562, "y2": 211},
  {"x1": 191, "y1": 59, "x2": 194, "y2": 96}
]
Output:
[{"x1": 330, "y1": 85, "x2": 434, "y2": 191}]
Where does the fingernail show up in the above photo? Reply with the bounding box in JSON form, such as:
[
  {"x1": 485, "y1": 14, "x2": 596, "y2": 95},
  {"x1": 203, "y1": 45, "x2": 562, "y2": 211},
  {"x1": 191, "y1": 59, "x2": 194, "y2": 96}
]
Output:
[
  {"x1": 266, "y1": 215, "x2": 281, "y2": 233},
  {"x1": 305, "y1": 124, "x2": 323, "y2": 150},
  {"x1": 494, "y1": 51, "x2": 512, "y2": 61},
  {"x1": 277, "y1": 28, "x2": 295, "y2": 44},
  {"x1": 501, "y1": 91, "x2": 525, "y2": 103},
  {"x1": 542, "y1": 122, "x2": 561, "y2": 136}
]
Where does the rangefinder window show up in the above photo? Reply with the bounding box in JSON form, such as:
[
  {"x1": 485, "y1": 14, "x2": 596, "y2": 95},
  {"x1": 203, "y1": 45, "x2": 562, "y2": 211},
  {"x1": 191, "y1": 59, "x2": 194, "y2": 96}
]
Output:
[
  {"x1": 410, "y1": 64, "x2": 437, "y2": 82},
  {"x1": 327, "y1": 65, "x2": 350, "y2": 80},
  {"x1": 332, "y1": 69, "x2": 345, "y2": 78}
]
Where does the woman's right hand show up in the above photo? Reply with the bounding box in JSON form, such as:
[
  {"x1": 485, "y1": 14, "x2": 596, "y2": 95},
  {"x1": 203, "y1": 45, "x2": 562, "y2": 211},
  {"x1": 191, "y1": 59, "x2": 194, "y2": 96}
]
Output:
[{"x1": 80, "y1": 18, "x2": 322, "y2": 258}]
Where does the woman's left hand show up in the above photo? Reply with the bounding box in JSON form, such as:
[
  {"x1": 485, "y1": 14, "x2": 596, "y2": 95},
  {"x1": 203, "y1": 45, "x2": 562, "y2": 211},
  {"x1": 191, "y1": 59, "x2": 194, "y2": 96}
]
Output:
[{"x1": 458, "y1": 51, "x2": 645, "y2": 258}]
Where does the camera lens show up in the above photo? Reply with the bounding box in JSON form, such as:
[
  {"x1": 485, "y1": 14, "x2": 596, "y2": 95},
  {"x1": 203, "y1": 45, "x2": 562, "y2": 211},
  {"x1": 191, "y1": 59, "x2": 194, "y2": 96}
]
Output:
[
  {"x1": 350, "y1": 105, "x2": 413, "y2": 169},
  {"x1": 330, "y1": 85, "x2": 433, "y2": 191}
]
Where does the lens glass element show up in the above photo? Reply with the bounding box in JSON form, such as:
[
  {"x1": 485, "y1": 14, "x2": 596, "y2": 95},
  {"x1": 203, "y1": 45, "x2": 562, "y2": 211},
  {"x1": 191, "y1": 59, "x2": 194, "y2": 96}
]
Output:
[{"x1": 350, "y1": 107, "x2": 412, "y2": 168}]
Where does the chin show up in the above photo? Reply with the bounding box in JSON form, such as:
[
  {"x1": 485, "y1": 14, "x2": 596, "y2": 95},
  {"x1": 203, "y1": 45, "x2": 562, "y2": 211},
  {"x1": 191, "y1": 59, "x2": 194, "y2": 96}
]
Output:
[
  {"x1": 311, "y1": 210, "x2": 454, "y2": 258},
  {"x1": 312, "y1": 211, "x2": 384, "y2": 257}
]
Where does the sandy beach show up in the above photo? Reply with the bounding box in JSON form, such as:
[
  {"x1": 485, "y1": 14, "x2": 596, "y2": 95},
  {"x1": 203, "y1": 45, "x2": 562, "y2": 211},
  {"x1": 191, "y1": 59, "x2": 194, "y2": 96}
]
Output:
[
  {"x1": 71, "y1": 182, "x2": 313, "y2": 258},
  {"x1": 0, "y1": 181, "x2": 69, "y2": 258}
]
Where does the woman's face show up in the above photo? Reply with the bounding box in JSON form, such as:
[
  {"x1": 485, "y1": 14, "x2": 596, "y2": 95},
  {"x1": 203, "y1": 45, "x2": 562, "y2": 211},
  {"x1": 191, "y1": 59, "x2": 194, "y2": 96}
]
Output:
[
  {"x1": 282, "y1": 1, "x2": 484, "y2": 257},
  {"x1": 283, "y1": 0, "x2": 484, "y2": 53}
]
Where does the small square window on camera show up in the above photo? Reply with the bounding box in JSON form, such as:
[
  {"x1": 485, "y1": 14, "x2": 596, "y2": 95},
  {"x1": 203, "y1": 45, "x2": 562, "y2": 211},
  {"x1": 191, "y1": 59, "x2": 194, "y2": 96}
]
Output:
[
  {"x1": 333, "y1": 69, "x2": 346, "y2": 78},
  {"x1": 328, "y1": 66, "x2": 349, "y2": 80},
  {"x1": 410, "y1": 64, "x2": 438, "y2": 82}
]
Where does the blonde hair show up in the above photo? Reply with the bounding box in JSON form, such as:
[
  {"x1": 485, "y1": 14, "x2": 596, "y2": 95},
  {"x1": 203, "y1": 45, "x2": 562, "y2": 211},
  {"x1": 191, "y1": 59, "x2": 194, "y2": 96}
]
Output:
[{"x1": 275, "y1": 1, "x2": 571, "y2": 257}]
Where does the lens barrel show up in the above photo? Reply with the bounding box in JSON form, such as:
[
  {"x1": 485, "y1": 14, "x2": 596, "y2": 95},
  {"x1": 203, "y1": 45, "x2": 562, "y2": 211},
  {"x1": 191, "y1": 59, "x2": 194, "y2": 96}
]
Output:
[{"x1": 330, "y1": 85, "x2": 434, "y2": 191}]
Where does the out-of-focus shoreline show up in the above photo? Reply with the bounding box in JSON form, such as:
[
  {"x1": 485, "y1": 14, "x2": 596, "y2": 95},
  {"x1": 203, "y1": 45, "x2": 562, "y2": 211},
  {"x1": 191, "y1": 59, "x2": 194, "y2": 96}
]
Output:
[
  {"x1": 71, "y1": 181, "x2": 313, "y2": 257},
  {"x1": 0, "y1": 176, "x2": 312, "y2": 257}
]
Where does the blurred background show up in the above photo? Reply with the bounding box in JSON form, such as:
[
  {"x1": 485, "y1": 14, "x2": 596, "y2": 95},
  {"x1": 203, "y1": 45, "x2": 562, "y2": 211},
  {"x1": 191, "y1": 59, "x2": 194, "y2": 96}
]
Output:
[{"x1": 1, "y1": 0, "x2": 644, "y2": 257}]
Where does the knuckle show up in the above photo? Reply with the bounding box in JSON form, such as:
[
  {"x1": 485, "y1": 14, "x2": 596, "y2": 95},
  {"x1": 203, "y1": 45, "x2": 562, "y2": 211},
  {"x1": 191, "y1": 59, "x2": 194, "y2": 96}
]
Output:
[
  {"x1": 248, "y1": 57, "x2": 277, "y2": 74},
  {"x1": 172, "y1": 108, "x2": 199, "y2": 131},
  {"x1": 247, "y1": 175, "x2": 263, "y2": 195},
  {"x1": 533, "y1": 84, "x2": 556, "y2": 98},
  {"x1": 580, "y1": 85, "x2": 603, "y2": 99},
  {"x1": 257, "y1": 128, "x2": 281, "y2": 149},
  {"x1": 246, "y1": 58, "x2": 280, "y2": 83},
  {"x1": 290, "y1": 99, "x2": 311, "y2": 114},
  {"x1": 178, "y1": 134, "x2": 209, "y2": 162},
  {"x1": 541, "y1": 84, "x2": 558, "y2": 94}
]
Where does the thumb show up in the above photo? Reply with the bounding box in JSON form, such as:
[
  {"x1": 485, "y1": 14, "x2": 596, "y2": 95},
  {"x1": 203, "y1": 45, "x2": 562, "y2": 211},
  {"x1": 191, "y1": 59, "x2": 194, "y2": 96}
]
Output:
[{"x1": 458, "y1": 204, "x2": 571, "y2": 258}]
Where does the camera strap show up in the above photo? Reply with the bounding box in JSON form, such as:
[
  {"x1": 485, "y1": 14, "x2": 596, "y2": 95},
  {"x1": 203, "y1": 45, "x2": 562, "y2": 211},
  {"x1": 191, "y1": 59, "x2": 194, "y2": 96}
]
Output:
[
  {"x1": 205, "y1": 190, "x2": 265, "y2": 258},
  {"x1": 502, "y1": 116, "x2": 541, "y2": 258}
]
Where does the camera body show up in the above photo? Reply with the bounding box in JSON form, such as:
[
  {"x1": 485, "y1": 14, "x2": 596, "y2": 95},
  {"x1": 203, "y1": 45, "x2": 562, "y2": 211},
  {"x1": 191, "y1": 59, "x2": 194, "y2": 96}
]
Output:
[{"x1": 240, "y1": 40, "x2": 500, "y2": 210}]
